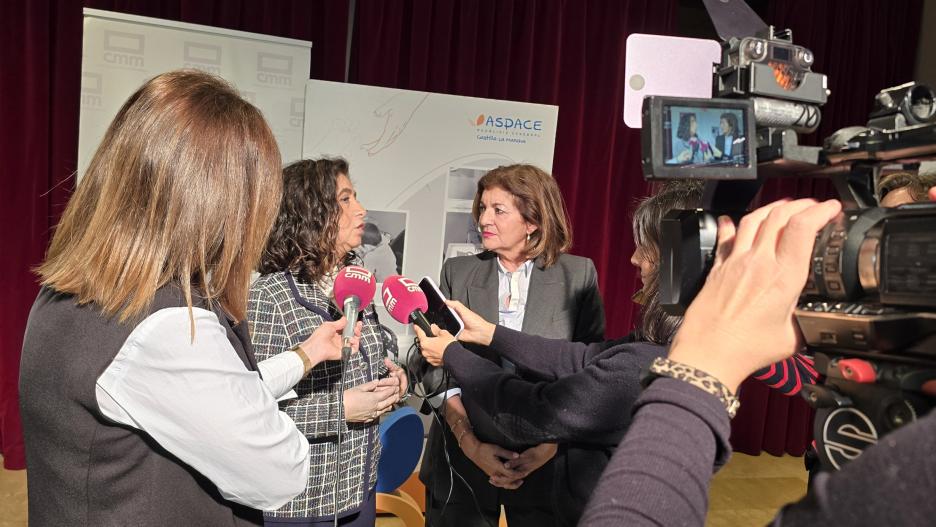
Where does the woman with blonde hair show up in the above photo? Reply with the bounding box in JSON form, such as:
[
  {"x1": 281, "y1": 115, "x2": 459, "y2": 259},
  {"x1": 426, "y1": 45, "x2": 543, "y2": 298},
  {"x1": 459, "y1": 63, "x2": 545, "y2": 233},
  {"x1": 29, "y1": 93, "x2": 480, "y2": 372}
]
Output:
[{"x1": 19, "y1": 70, "x2": 356, "y2": 527}]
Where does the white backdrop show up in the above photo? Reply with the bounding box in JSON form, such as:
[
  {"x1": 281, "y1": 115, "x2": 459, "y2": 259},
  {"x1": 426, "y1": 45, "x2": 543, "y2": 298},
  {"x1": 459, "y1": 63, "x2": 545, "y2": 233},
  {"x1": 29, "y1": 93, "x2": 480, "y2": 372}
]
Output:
[
  {"x1": 302, "y1": 80, "x2": 558, "y2": 339},
  {"x1": 78, "y1": 8, "x2": 312, "y2": 179}
]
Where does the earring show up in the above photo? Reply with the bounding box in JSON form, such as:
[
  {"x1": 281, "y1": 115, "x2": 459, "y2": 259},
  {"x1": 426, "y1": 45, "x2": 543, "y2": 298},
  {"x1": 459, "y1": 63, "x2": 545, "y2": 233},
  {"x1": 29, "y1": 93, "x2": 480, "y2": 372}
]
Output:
[{"x1": 526, "y1": 233, "x2": 531, "y2": 242}]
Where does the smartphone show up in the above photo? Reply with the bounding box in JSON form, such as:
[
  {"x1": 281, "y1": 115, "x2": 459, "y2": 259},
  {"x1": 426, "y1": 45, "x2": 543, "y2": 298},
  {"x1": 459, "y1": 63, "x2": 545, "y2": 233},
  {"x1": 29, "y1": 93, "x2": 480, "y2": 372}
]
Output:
[{"x1": 418, "y1": 277, "x2": 464, "y2": 337}]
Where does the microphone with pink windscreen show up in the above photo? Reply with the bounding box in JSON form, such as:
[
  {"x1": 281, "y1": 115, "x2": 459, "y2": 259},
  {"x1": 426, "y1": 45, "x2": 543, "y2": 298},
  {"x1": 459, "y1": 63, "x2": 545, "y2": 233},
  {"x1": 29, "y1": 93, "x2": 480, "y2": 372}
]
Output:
[
  {"x1": 381, "y1": 275, "x2": 434, "y2": 336},
  {"x1": 333, "y1": 266, "x2": 376, "y2": 353}
]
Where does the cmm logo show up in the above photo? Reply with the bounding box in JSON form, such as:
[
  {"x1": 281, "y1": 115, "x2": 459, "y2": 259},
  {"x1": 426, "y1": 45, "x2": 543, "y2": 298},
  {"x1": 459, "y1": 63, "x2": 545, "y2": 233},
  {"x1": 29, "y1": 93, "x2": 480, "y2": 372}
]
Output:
[
  {"x1": 81, "y1": 71, "x2": 103, "y2": 109},
  {"x1": 256, "y1": 52, "x2": 293, "y2": 87},
  {"x1": 342, "y1": 266, "x2": 374, "y2": 282},
  {"x1": 183, "y1": 42, "x2": 222, "y2": 75},
  {"x1": 382, "y1": 288, "x2": 398, "y2": 312},
  {"x1": 289, "y1": 97, "x2": 304, "y2": 128},
  {"x1": 103, "y1": 31, "x2": 145, "y2": 69},
  {"x1": 396, "y1": 277, "x2": 421, "y2": 293}
]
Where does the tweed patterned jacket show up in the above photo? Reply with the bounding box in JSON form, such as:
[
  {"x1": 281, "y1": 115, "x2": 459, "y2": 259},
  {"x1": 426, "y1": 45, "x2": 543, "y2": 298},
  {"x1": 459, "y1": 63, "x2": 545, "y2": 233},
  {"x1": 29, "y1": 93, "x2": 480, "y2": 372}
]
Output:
[{"x1": 248, "y1": 271, "x2": 385, "y2": 519}]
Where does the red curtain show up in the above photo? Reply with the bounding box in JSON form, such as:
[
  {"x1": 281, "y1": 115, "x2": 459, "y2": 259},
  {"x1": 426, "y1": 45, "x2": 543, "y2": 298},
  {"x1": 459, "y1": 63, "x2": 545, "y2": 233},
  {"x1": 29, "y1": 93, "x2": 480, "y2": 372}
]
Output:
[
  {"x1": 1, "y1": 0, "x2": 924, "y2": 469},
  {"x1": 0, "y1": 0, "x2": 349, "y2": 470},
  {"x1": 350, "y1": 0, "x2": 925, "y2": 457},
  {"x1": 729, "y1": 0, "x2": 924, "y2": 456},
  {"x1": 350, "y1": 0, "x2": 677, "y2": 340}
]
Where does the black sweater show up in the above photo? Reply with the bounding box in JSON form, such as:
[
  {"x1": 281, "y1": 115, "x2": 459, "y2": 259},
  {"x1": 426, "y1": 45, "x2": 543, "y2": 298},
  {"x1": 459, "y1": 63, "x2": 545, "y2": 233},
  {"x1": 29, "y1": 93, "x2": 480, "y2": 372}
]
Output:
[
  {"x1": 580, "y1": 377, "x2": 936, "y2": 526},
  {"x1": 443, "y1": 327, "x2": 666, "y2": 525}
]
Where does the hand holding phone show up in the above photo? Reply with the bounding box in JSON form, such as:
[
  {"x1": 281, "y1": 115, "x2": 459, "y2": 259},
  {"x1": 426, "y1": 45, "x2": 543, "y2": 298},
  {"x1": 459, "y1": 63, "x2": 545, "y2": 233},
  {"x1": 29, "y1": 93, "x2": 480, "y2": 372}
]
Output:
[
  {"x1": 440, "y1": 299, "x2": 495, "y2": 347},
  {"x1": 418, "y1": 277, "x2": 464, "y2": 337}
]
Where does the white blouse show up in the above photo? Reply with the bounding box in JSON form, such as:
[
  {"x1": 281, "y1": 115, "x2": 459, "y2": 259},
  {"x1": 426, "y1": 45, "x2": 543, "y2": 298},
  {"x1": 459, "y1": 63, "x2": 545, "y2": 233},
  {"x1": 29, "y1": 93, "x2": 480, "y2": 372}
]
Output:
[{"x1": 94, "y1": 306, "x2": 310, "y2": 510}]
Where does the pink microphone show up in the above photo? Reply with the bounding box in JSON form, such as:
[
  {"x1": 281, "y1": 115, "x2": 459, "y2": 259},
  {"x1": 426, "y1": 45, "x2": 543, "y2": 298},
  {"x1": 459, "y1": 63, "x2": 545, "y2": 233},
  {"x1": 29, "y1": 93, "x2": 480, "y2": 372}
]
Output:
[
  {"x1": 333, "y1": 266, "x2": 376, "y2": 348},
  {"x1": 381, "y1": 275, "x2": 434, "y2": 336}
]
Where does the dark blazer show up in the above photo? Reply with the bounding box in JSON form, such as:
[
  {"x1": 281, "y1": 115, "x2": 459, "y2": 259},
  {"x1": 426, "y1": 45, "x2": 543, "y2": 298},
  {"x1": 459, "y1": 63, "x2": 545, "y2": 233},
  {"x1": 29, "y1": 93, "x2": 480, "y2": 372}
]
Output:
[
  {"x1": 441, "y1": 251, "x2": 605, "y2": 370},
  {"x1": 443, "y1": 327, "x2": 667, "y2": 527},
  {"x1": 20, "y1": 286, "x2": 262, "y2": 526},
  {"x1": 418, "y1": 251, "x2": 605, "y2": 522},
  {"x1": 715, "y1": 134, "x2": 740, "y2": 159}
]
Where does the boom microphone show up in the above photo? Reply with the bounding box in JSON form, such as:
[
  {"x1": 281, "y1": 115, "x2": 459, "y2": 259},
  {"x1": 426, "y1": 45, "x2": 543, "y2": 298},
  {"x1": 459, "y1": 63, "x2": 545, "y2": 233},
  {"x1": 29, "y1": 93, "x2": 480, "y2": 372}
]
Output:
[
  {"x1": 333, "y1": 266, "x2": 376, "y2": 356},
  {"x1": 381, "y1": 275, "x2": 434, "y2": 336}
]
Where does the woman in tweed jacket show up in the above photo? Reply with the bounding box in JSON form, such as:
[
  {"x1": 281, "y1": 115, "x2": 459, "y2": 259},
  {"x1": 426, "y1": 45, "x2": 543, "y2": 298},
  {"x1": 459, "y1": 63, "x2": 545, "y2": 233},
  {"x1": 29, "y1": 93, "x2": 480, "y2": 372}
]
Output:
[{"x1": 248, "y1": 158, "x2": 407, "y2": 526}]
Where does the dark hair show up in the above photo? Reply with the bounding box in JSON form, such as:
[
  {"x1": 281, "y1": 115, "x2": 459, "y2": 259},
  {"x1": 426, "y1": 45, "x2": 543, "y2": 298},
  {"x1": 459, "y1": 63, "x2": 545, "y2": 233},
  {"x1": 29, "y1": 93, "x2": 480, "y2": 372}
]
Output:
[
  {"x1": 258, "y1": 157, "x2": 354, "y2": 283},
  {"x1": 362, "y1": 222, "x2": 381, "y2": 246},
  {"x1": 472, "y1": 164, "x2": 572, "y2": 267},
  {"x1": 676, "y1": 113, "x2": 697, "y2": 141},
  {"x1": 877, "y1": 171, "x2": 936, "y2": 203},
  {"x1": 720, "y1": 112, "x2": 739, "y2": 136},
  {"x1": 632, "y1": 179, "x2": 704, "y2": 344}
]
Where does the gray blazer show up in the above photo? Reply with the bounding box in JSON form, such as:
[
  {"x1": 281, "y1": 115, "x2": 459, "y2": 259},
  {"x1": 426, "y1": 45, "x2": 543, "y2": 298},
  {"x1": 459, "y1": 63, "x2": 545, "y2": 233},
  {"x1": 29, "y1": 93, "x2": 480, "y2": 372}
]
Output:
[
  {"x1": 419, "y1": 251, "x2": 605, "y2": 502},
  {"x1": 440, "y1": 250, "x2": 605, "y2": 343}
]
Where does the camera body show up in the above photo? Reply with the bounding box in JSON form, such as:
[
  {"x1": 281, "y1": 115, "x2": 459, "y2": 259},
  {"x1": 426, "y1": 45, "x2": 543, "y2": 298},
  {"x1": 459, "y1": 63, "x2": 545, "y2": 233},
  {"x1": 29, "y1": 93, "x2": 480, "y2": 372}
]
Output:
[{"x1": 636, "y1": 1, "x2": 936, "y2": 471}]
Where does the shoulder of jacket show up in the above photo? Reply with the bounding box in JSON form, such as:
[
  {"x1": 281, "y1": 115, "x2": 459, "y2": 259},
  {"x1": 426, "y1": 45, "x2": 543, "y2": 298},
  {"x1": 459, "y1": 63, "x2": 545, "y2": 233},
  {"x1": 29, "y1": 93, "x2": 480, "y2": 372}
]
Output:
[
  {"x1": 444, "y1": 252, "x2": 493, "y2": 274},
  {"x1": 250, "y1": 272, "x2": 289, "y2": 294},
  {"x1": 555, "y1": 253, "x2": 595, "y2": 272}
]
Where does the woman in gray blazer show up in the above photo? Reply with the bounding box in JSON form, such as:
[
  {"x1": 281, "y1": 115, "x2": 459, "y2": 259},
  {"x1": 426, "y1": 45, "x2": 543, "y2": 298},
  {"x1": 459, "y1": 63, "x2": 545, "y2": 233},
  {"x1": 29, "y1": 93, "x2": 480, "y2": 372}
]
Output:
[{"x1": 419, "y1": 164, "x2": 605, "y2": 527}]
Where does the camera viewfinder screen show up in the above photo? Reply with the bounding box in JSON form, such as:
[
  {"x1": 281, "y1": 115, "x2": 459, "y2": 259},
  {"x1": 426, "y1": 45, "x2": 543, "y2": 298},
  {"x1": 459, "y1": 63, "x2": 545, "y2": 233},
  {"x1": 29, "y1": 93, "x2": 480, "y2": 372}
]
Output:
[{"x1": 662, "y1": 105, "x2": 750, "y2": 168}]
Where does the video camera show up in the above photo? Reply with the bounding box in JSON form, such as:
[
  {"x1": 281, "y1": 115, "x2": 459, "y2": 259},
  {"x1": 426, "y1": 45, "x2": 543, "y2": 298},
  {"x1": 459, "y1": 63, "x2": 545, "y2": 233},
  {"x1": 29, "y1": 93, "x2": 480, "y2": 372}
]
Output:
[{"x1": 628, "y1": 0, "x2": 936, "y2": 471}]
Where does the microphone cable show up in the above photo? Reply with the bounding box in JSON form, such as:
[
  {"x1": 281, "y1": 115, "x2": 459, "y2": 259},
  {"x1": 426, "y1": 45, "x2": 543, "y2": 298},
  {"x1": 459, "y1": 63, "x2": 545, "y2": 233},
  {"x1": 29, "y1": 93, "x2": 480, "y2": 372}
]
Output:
[
  {"x1": 403, "y1": 339, "x2": 495, "y2": 527},
  {"x1": 332, "y1": 334, "x2": 352, "y2": 527},
  {"x1": 331, "y1": 310, "x2": 392, "y2": 527}
]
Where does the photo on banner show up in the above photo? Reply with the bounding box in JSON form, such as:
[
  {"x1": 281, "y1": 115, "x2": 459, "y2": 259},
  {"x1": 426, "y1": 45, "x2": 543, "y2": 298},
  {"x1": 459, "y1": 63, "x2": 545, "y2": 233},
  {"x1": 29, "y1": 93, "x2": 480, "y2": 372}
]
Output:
[{"x1": 360, "y1": 209, "x2": 408, "y2": 283}]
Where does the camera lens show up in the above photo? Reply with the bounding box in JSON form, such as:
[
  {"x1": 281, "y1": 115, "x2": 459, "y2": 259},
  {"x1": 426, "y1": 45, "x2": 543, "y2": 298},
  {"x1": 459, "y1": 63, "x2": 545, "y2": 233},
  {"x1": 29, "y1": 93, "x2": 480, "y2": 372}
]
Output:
[
  {"x1": 858, "y1": 230, "x2": 881, "y2": 294},
  {"x1": 796, "y1": 47, "x2": 814, "y2": 68},
  {"x1": 907, "y1": 84, "x2": 936, "y2": 123},
  {"x1": 744, "y1": 39, "x2": 767, "y2": 61}
]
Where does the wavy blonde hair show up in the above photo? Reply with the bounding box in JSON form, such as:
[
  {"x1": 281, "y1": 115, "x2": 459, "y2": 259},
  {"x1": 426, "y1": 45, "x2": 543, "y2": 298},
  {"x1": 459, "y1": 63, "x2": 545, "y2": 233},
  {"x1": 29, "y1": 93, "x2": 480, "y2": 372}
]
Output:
[{"x1": 38, "y1": 70, "x2": 282, "y2": 324}]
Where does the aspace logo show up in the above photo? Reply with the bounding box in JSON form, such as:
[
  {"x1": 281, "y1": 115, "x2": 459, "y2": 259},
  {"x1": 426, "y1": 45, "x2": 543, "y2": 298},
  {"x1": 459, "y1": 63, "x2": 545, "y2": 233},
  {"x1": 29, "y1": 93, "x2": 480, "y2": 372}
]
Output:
[
  {"x1": 102, "y1": 31, "x2": 145, "y2": 69},
  {"x1": 470, "y1": 113, "x2": 543, "y2": 131},
  {"x1": 469, "y1": 113, "x2": 545, "y2": 144}
]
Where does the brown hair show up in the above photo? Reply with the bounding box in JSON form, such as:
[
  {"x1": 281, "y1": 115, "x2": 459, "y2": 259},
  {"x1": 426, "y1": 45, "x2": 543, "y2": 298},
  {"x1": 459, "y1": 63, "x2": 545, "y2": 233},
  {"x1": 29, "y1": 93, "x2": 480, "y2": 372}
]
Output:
[
  {"x1": 632, "y1": 179, "x2": 704, "y2": 344},
  {"x1": 471, "y1": 164, "x2": 572, "y2": 267},
  {"x1": 38, "y1": 70, "x2": 282, "y2": 324},
  {"x1": 877, "y1": 170, "x2": 936, "y2": 203},
  {"x1": 258, "y1": 158, "x2": 354, "y2": 283}
]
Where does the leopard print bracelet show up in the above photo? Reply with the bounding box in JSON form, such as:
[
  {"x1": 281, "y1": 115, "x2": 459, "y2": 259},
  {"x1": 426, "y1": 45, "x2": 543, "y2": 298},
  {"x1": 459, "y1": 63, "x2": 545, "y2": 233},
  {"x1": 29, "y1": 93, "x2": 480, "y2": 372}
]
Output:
[{"x1": 643, "y1": 357, "x2": 741, "y2": 418}]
